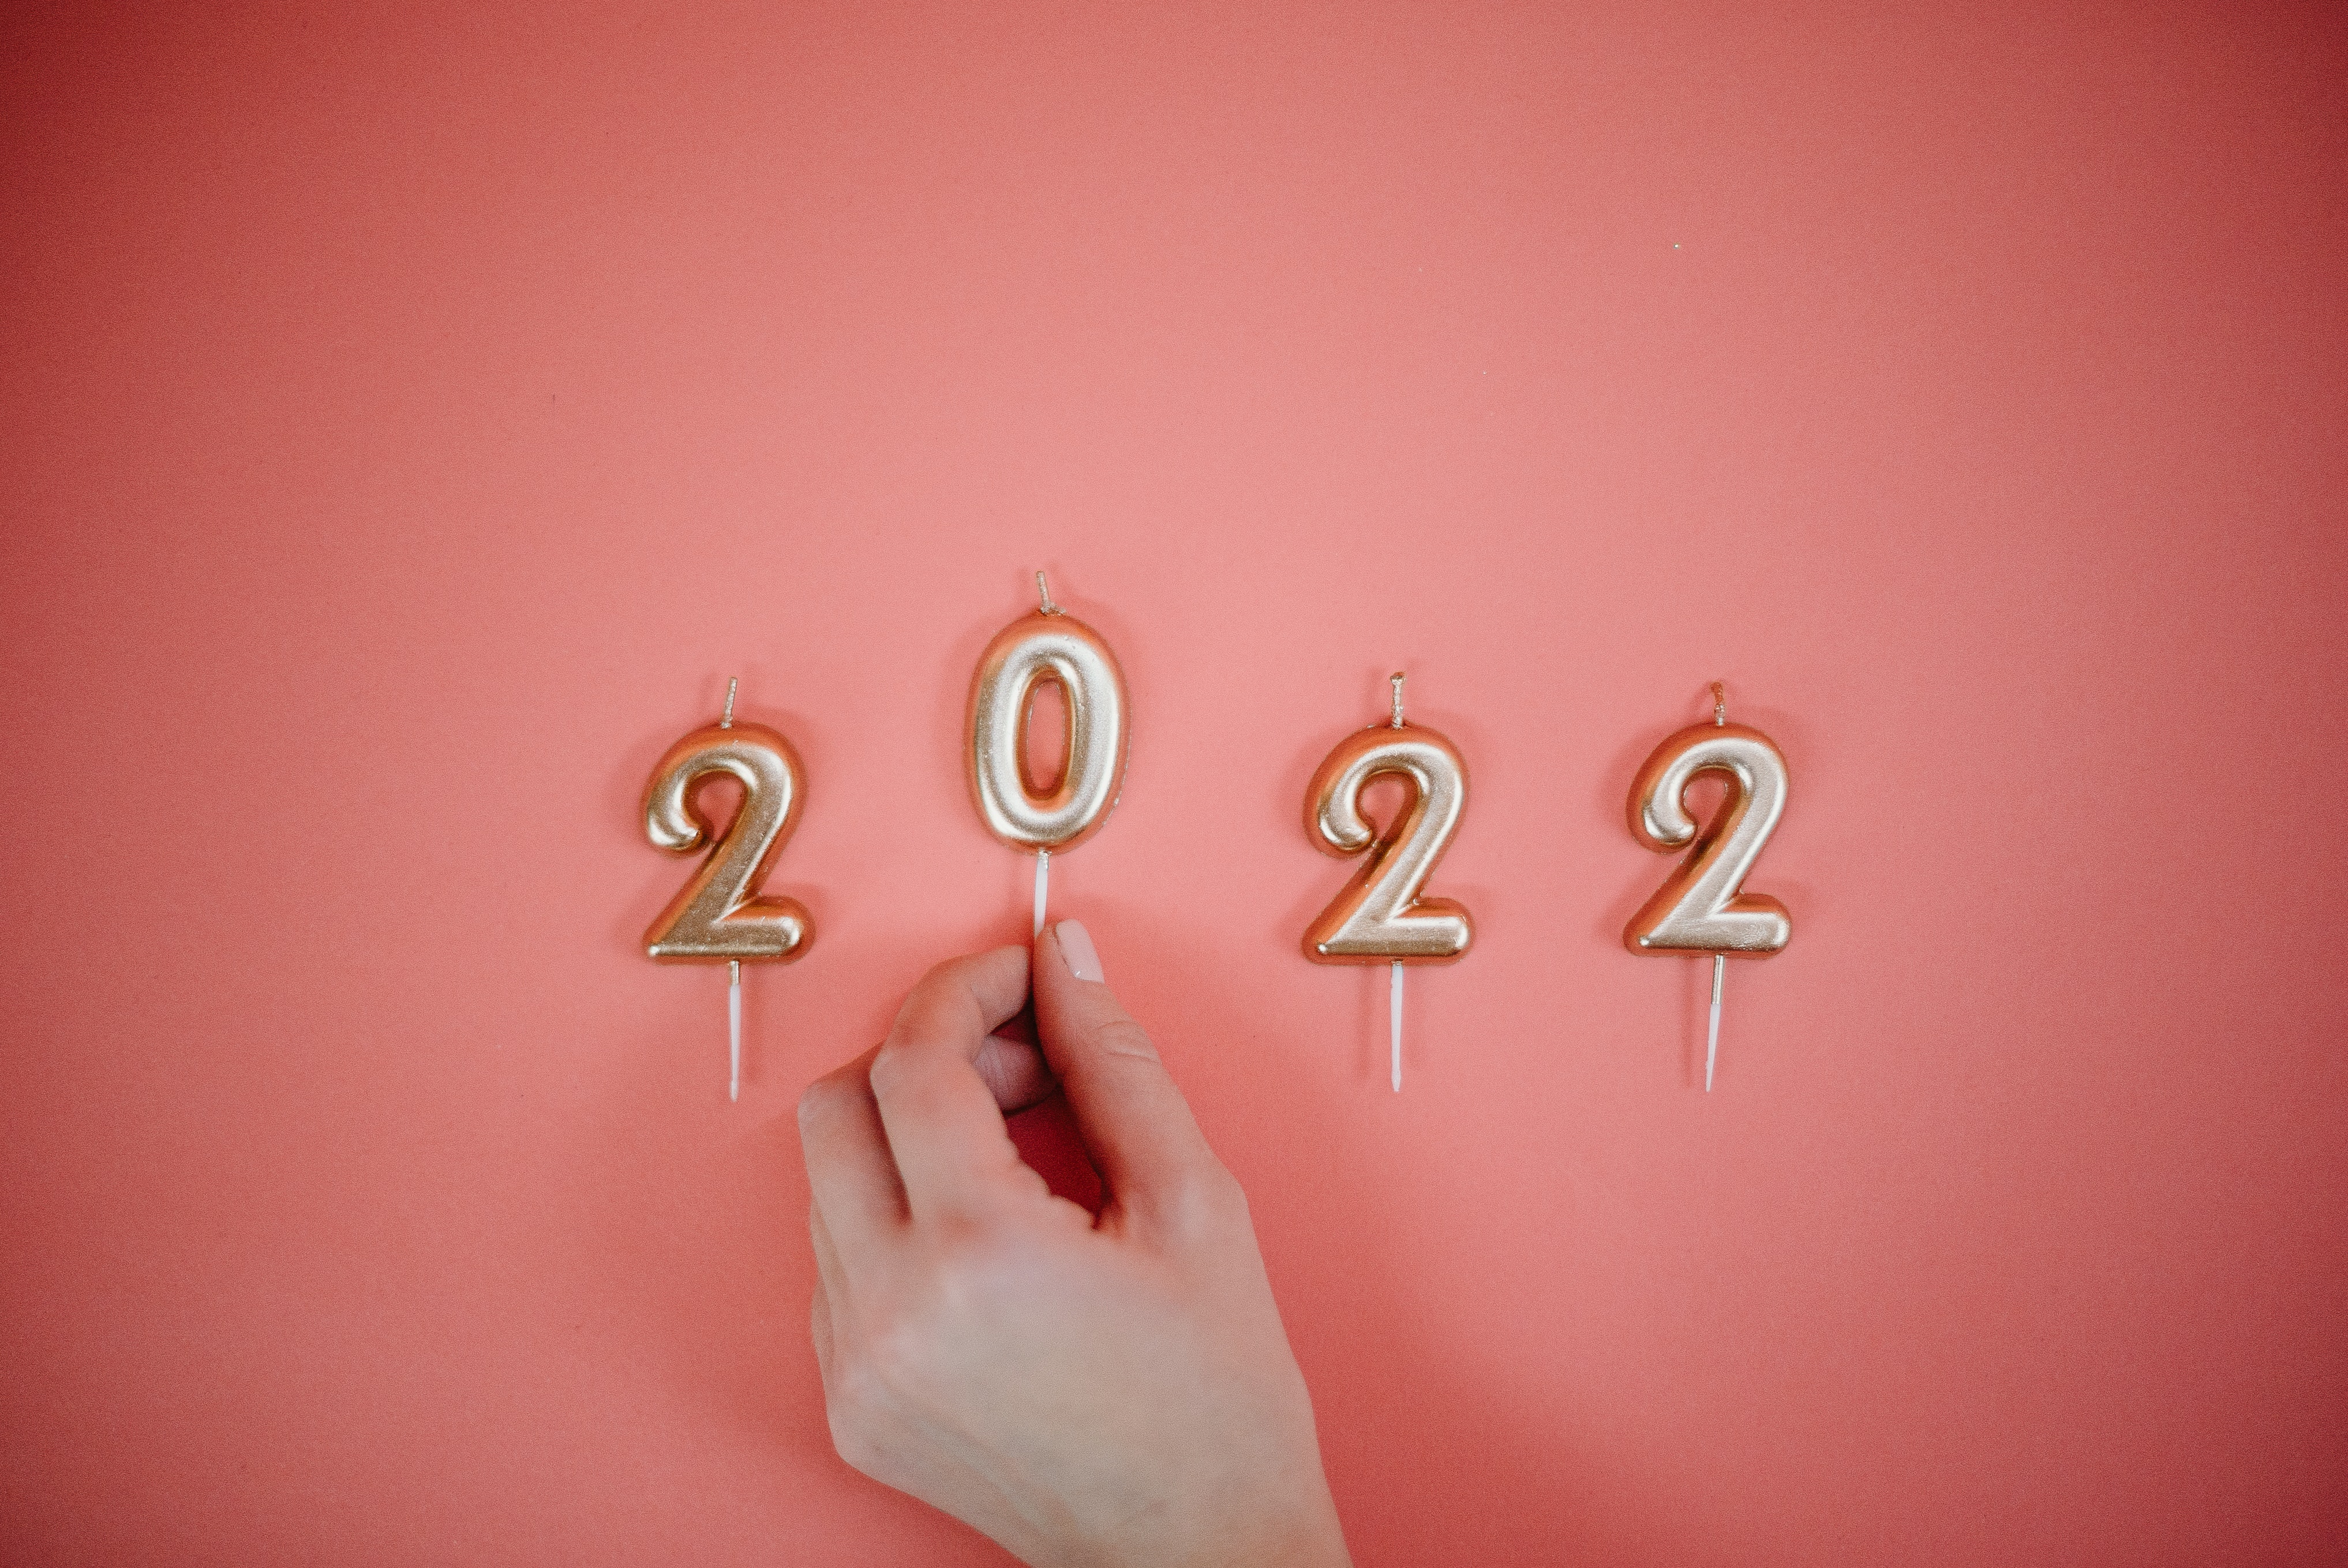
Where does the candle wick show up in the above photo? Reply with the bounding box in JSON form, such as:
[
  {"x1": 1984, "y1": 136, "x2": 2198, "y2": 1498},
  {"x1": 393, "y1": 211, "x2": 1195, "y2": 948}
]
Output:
[
  {"x1": 1390, "y1": 671, "x2": 1406, "y2": 728},
  {"x1": 1036, "y1": 571, "x2": 1061, "y2": 616},
  {"x1": 721, "y1": 676, "x2": 738, "y2": 729},
  {"x1": 1711, "y1": 680, "x2": 1726, "y2": 727}
]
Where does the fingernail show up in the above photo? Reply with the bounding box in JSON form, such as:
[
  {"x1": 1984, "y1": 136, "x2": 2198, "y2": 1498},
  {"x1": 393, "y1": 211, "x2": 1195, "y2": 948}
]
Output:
[{"x1": 1055, "y1": 920, "x2": 1104, "y2": 984}]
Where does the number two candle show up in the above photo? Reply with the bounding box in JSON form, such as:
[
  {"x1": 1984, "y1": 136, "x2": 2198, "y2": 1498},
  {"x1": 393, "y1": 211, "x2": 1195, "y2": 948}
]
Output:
[
  {"x1": 641, "y1": 678, "x2": 814, "y2": 1101},
  {"x1": 1623, "y1": 682, "x2": 1791, "y2": 1090},
  {"x1": 1302, "y1": 673, "x2": 1474, "y2": 1091}
]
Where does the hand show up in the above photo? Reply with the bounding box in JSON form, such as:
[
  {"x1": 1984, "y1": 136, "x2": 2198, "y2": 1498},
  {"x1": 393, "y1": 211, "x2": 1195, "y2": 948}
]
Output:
[{"x1": 796, "y1": 921, "x2": 1352, "y2": 1568}]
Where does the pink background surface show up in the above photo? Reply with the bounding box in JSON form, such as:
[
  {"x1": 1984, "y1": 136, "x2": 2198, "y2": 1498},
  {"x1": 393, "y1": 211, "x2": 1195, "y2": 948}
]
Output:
[{"x1": 5, "y1": 3, "x2": 2345, "y2": 1563}]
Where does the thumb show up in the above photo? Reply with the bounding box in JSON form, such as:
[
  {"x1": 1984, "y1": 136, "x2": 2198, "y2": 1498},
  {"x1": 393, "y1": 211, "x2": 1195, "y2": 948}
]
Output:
[{"x1": 1032, "y1": 920, "x2": 1230, "y2": 1233}]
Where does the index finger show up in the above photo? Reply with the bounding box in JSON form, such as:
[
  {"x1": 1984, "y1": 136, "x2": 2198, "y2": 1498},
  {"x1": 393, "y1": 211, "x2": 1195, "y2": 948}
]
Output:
[{"x1": 867, "y1": 946, "x2": 1035, "y2": 1222}]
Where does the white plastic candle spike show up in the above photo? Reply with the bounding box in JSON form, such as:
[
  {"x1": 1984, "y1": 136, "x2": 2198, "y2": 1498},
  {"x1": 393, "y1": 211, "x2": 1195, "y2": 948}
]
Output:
[
  {"x1": 1390, "y1": 962, "x2": 1403, "y2": 1092},
  {"x1": 1706, "y1": 681, "x2": 1726, "y2": 1092},
  {"x1": 1390, "y1": 676, "x2": 1406, "y2": 1093},
  {"x1": 1032, "y1": 850, "x2": 1050, "y2": 939},
  {"x1": 1705, "y1": 952, "x2": 1723, "y2": 1093},
  {"x1": 724, "y1": 678, "x2": 740, "y2": 1101},
  {"x1": 1624, "y1": 677, "x2": 1787, "y2": 1091}
]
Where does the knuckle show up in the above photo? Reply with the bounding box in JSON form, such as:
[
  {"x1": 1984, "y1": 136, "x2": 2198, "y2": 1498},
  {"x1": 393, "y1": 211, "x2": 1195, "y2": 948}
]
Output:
[
  {"x1": 1159, "y1": 1160, "x2": 1248, "y2": 1241},
  {"x1": 924, "y1": 1214, "x2": 1009, "y2": 1292},
  {"x1": 795, "y1": 1071, "x2": 855, "y2": 1133},
  {"x1": 821, "y1": 1315, "x2": 923, "y2": 1480},
  {"x1": 844, "y1": 1295, "x2": 957, "y2": 1415},
  {"x1": 1092, "y1": 1017, "x2": 1161, "y2": 1063},
  {"x1": 913, "y1": 1216, "x2": 1044, "y2": 1330},
  {"x1": 857, "y1": 1314, "x2": 928, "y2": 1392},
  {"x1": 904, "y1": 954, "x2": 982, "y2": 1019},
  {"x1": 794, "y1": 1082, "x2": 836, "y2": 1134},
  {"x1": 864, "y1": 1041, "x2": 913, "y2": 1099}
]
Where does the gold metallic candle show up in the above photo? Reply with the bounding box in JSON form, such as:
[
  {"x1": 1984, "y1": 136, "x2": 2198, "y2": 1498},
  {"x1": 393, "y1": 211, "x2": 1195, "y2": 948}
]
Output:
[
  {"x1": 642, "y1": 678, "x2": 812, "y2": 1100},
  {"x1": 966, "y1": 572, "x2": 1129, "y2": 932},
  {"x1": 1303, "y1": 673, "x2": 1473, "y2": 1090},
  {"x1": 1623, "y1": 682, "x2": 1791, "y2": 1089}
]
